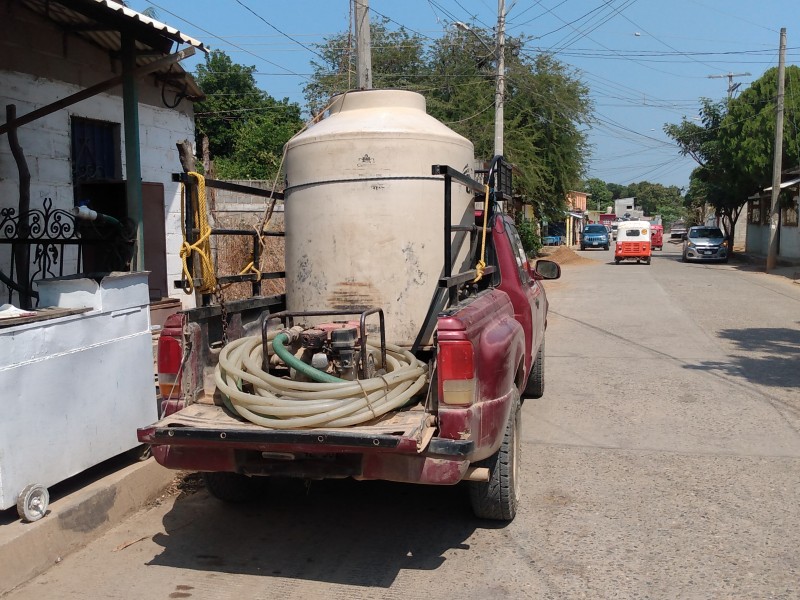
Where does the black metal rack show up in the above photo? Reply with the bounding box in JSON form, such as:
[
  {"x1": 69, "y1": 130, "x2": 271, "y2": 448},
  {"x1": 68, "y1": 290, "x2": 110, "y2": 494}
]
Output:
[{"x1": 172, "y1": 172, "x2": 286, "y2": 301}]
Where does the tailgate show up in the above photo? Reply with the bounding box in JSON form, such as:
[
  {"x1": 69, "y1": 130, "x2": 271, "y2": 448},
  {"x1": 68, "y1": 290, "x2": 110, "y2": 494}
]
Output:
[{"x1": 138, "y1": 402, "x2": 435, "y2": 454}]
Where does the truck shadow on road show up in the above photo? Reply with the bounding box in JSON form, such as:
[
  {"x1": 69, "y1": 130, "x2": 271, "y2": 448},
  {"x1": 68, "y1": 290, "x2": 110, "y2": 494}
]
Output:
[
  {"x1": 684, "y1": 326, "x2": 800, "y2": 390},
  {"x1": 147, "y1": 477, "x2": 487, "y2": 587}
]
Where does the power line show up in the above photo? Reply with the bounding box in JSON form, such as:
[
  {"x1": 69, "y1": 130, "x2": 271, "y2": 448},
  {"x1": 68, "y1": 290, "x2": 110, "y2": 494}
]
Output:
[
  {"x1": 145, "y1": 1, "x2": 310, "y2": 80},
  {"x1": 232, "y1": 0, "x2": 328, "y2": 61}
]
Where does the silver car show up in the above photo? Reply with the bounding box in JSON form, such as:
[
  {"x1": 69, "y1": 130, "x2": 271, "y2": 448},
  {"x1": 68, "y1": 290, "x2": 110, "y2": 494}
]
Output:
[{"x1": 682, "y1": 226, "x2": 729, "y2": 263}]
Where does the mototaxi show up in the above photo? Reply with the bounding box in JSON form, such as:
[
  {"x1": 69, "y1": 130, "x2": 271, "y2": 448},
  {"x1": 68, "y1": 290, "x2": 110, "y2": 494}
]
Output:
[
  {"x1": 614, "y1": 220, "x2": 652, "y2": 264},
  {"x1": 651, "y1": 224, "x2": 663, "y2": 250}
]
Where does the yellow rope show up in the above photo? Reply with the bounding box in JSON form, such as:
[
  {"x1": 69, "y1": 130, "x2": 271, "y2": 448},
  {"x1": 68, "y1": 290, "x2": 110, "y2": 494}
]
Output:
[
  {"x1": 473, "y1": 184, "x2": 491, "y2": 283},
  {"x1": 179, "y1": 172, "x2": 217, "y2": 294},
  {"x1": 238, "y1": 260, "x2": 261, "y2": 279}
]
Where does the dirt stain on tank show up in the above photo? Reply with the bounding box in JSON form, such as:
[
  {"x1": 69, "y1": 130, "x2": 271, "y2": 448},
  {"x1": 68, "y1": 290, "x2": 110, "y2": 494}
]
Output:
[{"x1": 328, "y1": 280, "x2": 381, "y2": 311}]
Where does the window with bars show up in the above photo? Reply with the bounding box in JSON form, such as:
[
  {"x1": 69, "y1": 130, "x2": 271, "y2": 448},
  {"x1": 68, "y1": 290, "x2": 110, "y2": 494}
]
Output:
[
  {"x1": 782, "y1": 195, "x2": 799, "y2": 226},
  {"x1": 71, "y1": 117, "x2": 121, "y2": 182},
  {"x1": 748, "y1": 199, "x2": 761, "y2": 224}
]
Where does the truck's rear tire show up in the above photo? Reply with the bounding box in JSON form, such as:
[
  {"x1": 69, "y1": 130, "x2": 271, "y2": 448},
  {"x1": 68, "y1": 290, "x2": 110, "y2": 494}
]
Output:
[
  {"x1": 203, "y1": 472, "x2": 257, "y2": 503},
  {"x1": 524, "y1": 336, "x2": 545, "y2": 399},
  {"x1": 469, "y1": 392, "x2": 521, "y2": 521}
]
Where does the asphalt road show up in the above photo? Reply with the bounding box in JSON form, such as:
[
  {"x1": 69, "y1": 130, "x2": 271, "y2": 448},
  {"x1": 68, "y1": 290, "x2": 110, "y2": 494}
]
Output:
[{"x1": 5, "y1": 241, "x2": 800, "y2": 600}]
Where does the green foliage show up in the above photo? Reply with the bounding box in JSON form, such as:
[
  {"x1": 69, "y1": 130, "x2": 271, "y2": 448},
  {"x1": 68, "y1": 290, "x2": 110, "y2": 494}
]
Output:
[
  {"x1": 515, "y1": 215, "x2": 542, "y2": 256},
  {"x1": 304, "y1": 20, "x2": 427, "y2": 115},
  {"x1": 193, "y1": 50, "x2": 304, "y2": 180},
  {"x1": 664, "y1": 67, "x2": 800, "y2": 243},
  {"x1": 305, "y1": 23, "x2": 591, "y2": 222},
  {"x1": 720, "y1": 66, "x2": 800, "y2": 191},
  {"x1": 588, "y1": 178, "x2": 686, "y2": 224},
  {"x1": 583, "y1": 178, "x2": 613, "y2": 211},
  {"x1": 622, "y1": 181, "x2": 685, "y2": 220}
]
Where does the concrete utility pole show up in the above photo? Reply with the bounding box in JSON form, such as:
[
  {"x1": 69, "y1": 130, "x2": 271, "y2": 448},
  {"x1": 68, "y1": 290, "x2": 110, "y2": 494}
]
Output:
[
  {"x1": 766, "y1": 27, "x2": 787, "y2": 272},
  {"x1": 708, "y1": 71, "x2": 751, "y2": 100},
  {"x1": 494, "y1": 0, "x2": 505, "y2": 157},
  {"x1": 354, "y1": 0, "x2": 372, "y2": 90}
]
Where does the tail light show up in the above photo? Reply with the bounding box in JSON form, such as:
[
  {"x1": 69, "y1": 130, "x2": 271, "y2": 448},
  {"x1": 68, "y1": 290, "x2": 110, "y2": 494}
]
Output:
[
  {"x1": 157, "y1": 313, "x2": 184, "y2": 401},
  {"x1": 437, "y1": 340, "x2": 476, "y2": 406}
]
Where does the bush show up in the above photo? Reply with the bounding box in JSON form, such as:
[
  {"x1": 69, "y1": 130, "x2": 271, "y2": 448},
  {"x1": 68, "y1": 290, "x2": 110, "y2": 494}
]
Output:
[{"x1": 515, "y1": 216, "x2": 542, "y2": 256}]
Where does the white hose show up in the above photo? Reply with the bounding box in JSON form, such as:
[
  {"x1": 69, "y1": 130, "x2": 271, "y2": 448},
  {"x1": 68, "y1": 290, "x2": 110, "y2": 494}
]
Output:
[{"x1": 215, "y1": 333, "x2": 428, "y2": 429}]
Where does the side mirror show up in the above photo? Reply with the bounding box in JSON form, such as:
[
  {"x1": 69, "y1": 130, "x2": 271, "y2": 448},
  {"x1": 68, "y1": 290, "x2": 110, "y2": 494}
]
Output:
[{"x1": 533, "y1": 259, "x2": 561, "y2": 281}]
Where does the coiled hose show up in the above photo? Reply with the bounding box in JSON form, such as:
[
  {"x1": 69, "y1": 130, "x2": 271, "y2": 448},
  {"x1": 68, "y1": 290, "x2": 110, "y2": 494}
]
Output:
[{"x1": 215, "y1": 332, "x2": 428, "y2": 429}]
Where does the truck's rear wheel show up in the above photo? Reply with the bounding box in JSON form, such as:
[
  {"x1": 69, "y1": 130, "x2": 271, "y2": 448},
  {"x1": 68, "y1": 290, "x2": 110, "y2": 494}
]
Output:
[
  {"x1": 469, "y1": 392, "x2": 521, "y2": 521},
  {"x1": 524, "y1": 336, "x2": 545, "y2": 399},
  {"x1": 203, "y1": 472, "x2": 257, "y2": 503}
]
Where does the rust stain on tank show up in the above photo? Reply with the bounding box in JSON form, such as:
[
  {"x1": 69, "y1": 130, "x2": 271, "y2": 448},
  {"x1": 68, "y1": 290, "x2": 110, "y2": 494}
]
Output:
[{"x1": 328, "y1": 280, "x2": 382, "y2": 310}]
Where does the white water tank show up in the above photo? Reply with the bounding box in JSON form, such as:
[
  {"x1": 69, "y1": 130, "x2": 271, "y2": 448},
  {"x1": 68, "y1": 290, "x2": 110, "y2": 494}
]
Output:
[{"x1": 284, "y1": 89, "x2": 475, "y2": 347}]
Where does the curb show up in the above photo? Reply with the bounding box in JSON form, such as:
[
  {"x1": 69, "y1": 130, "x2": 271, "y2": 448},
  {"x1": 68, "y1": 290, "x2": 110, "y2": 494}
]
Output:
[{"x1": 0, "y1": 457, "x2": 175, "y2": 595}]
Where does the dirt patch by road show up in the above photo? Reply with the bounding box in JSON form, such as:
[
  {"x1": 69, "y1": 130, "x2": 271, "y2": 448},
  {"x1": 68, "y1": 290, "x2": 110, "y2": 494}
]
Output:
[{"x1": 538, "y1": 245, "x2": 597, "y2": 266}]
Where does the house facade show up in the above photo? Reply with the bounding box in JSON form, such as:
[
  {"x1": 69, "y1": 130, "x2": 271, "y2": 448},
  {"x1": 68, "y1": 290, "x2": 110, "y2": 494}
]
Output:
[
  {"x1": 745, "y1": 173, "x2": 800, "y2": 261},
  {"x1": 566, "y1": 190, "x2": 588, "y2": 246},
  {"x1": 0, "y1": 0, "x2": 206, "y2": 307}
]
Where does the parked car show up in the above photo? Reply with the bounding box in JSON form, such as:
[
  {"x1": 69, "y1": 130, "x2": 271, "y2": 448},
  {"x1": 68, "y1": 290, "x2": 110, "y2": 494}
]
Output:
[
  {"x1": 580, "y1": 224, "x2": 610, "y2": 250},
  {"x1": 669, "y1": 220, "x2": 687, "y2": 239},
  {"x1": 682, "y1": 226, "x2": 728, "y2": 263}
]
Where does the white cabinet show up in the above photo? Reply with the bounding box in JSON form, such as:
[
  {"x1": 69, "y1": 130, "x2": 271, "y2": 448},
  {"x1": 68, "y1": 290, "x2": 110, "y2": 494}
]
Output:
[{"x1": 0, "y1": 273, "x2": 157, "y2": 519}]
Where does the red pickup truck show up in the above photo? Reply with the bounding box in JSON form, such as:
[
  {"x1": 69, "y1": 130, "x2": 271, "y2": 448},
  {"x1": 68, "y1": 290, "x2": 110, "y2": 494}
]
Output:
[{"x1": 138, "y1": 164, "x2": 560, "y2": 521}]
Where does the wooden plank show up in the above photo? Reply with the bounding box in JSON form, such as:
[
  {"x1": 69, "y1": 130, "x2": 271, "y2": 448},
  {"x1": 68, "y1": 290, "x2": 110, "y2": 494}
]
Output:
[
  {"x1": 155, "y1": 401, "x2": 430, "y2": 437},
  {"x1": 0, "y1": 307, "x2": 92, "y2": 329}
]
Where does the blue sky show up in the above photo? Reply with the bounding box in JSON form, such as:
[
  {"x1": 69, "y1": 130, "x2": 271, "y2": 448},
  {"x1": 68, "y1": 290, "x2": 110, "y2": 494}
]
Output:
[{"x1": 139, "y1": 1, "x2": 799, "y2": 189}]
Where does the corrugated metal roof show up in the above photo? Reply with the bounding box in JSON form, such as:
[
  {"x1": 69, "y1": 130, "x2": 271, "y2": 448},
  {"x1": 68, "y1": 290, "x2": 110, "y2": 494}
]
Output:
[
  {"x1": 763, "y1": 177, "x2": 800, "y2": 193},
  {"x1": 21, "y1": 0, "x2": 206, "y2": 99},
  {"x1": 22, "y1": 0, "x2": 206, "y2": 53}
]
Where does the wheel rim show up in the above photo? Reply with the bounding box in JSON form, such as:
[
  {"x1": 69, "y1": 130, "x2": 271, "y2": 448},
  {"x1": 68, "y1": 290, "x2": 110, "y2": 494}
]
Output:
[{"x1": 19, "y1": 485, "x2": 49, "y2": 522}]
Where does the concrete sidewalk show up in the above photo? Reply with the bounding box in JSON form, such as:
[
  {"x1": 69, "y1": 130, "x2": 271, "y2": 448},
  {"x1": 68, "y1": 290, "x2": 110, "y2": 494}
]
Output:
[
  {"x1": 0, "y1": 454, "x2": 175, "y2": 595},
  {"x1": 730, "y1": 252, "x2": 800, "y2": 284}
]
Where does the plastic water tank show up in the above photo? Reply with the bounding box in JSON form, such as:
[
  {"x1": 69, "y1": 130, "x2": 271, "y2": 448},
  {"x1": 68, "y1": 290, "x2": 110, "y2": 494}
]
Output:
[{"x1": 284, "y1": 89, "x2": 475, "y2": 347}]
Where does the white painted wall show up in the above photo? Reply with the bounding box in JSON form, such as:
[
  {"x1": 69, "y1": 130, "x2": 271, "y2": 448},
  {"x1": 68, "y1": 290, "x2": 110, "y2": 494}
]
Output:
[{"x1": 746, "y1": 222, "x2": 800, "y2": 260}]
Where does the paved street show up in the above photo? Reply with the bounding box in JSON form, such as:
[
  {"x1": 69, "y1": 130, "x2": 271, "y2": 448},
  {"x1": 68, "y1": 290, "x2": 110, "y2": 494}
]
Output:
[{"x1": 4, "y1": 241, "x2": 799, "y2": 600}]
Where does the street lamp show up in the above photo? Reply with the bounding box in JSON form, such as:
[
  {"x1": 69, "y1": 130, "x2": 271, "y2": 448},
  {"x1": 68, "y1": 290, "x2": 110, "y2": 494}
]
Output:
[{"x1": 453, "y1": 6, "x2": 505, "y2": 157}]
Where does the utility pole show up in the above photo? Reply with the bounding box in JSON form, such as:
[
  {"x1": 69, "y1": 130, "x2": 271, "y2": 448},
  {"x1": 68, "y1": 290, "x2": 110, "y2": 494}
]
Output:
[
  {"x1": 494, "y1": 0, "x2": 505, "y2": 157},
  {"x1": 708, "y1": 71, "x2": 751, "y2": 100},
  {"x1": 353, "y1": 0, "x2": 372, "y2": 89},
  {"x1": 767, "y1": 27, "x2": 787, "y2": 272}
]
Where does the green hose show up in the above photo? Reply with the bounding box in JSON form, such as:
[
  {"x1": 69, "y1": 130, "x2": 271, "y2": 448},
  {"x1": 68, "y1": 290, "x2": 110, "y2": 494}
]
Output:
[{"x1": 272, "y1": 332, "x2": 344, "y2": 383}]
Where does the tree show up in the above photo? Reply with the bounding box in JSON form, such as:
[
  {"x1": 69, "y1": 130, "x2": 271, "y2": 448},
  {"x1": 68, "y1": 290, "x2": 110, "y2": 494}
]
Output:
[
  {"x1": 664, "y1": 66, "x2": 800, "y2": 249},
  {"x1": 306, "y1": 23, "x2": 592, "y2": 223},
  {"x1": 194, "y1": 50, "x2": 303, "y2": 180},
  {"x1": 720, "y1": 65, "x2": 800, "y2": 195},
  {"x1": 424, "y1": 29, "x2": 591, "y2": 221},
  {"x1": 583, "y1": 178, "x2": 612, "y2": 211},
  {"x1": 304, "y1": 20, "x2": 427, "y2": 115},
  {"x1": 621, "y1": 181, "x2": 685, "y2": 222},
  {"x1": 664, "y1": 98, "x2": 742, "y2": 243}
]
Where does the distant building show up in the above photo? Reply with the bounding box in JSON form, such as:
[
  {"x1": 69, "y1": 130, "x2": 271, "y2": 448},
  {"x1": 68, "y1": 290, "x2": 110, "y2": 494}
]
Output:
[{"x1": 566, "y1": 190, "x2": 589, "y2": 246}]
